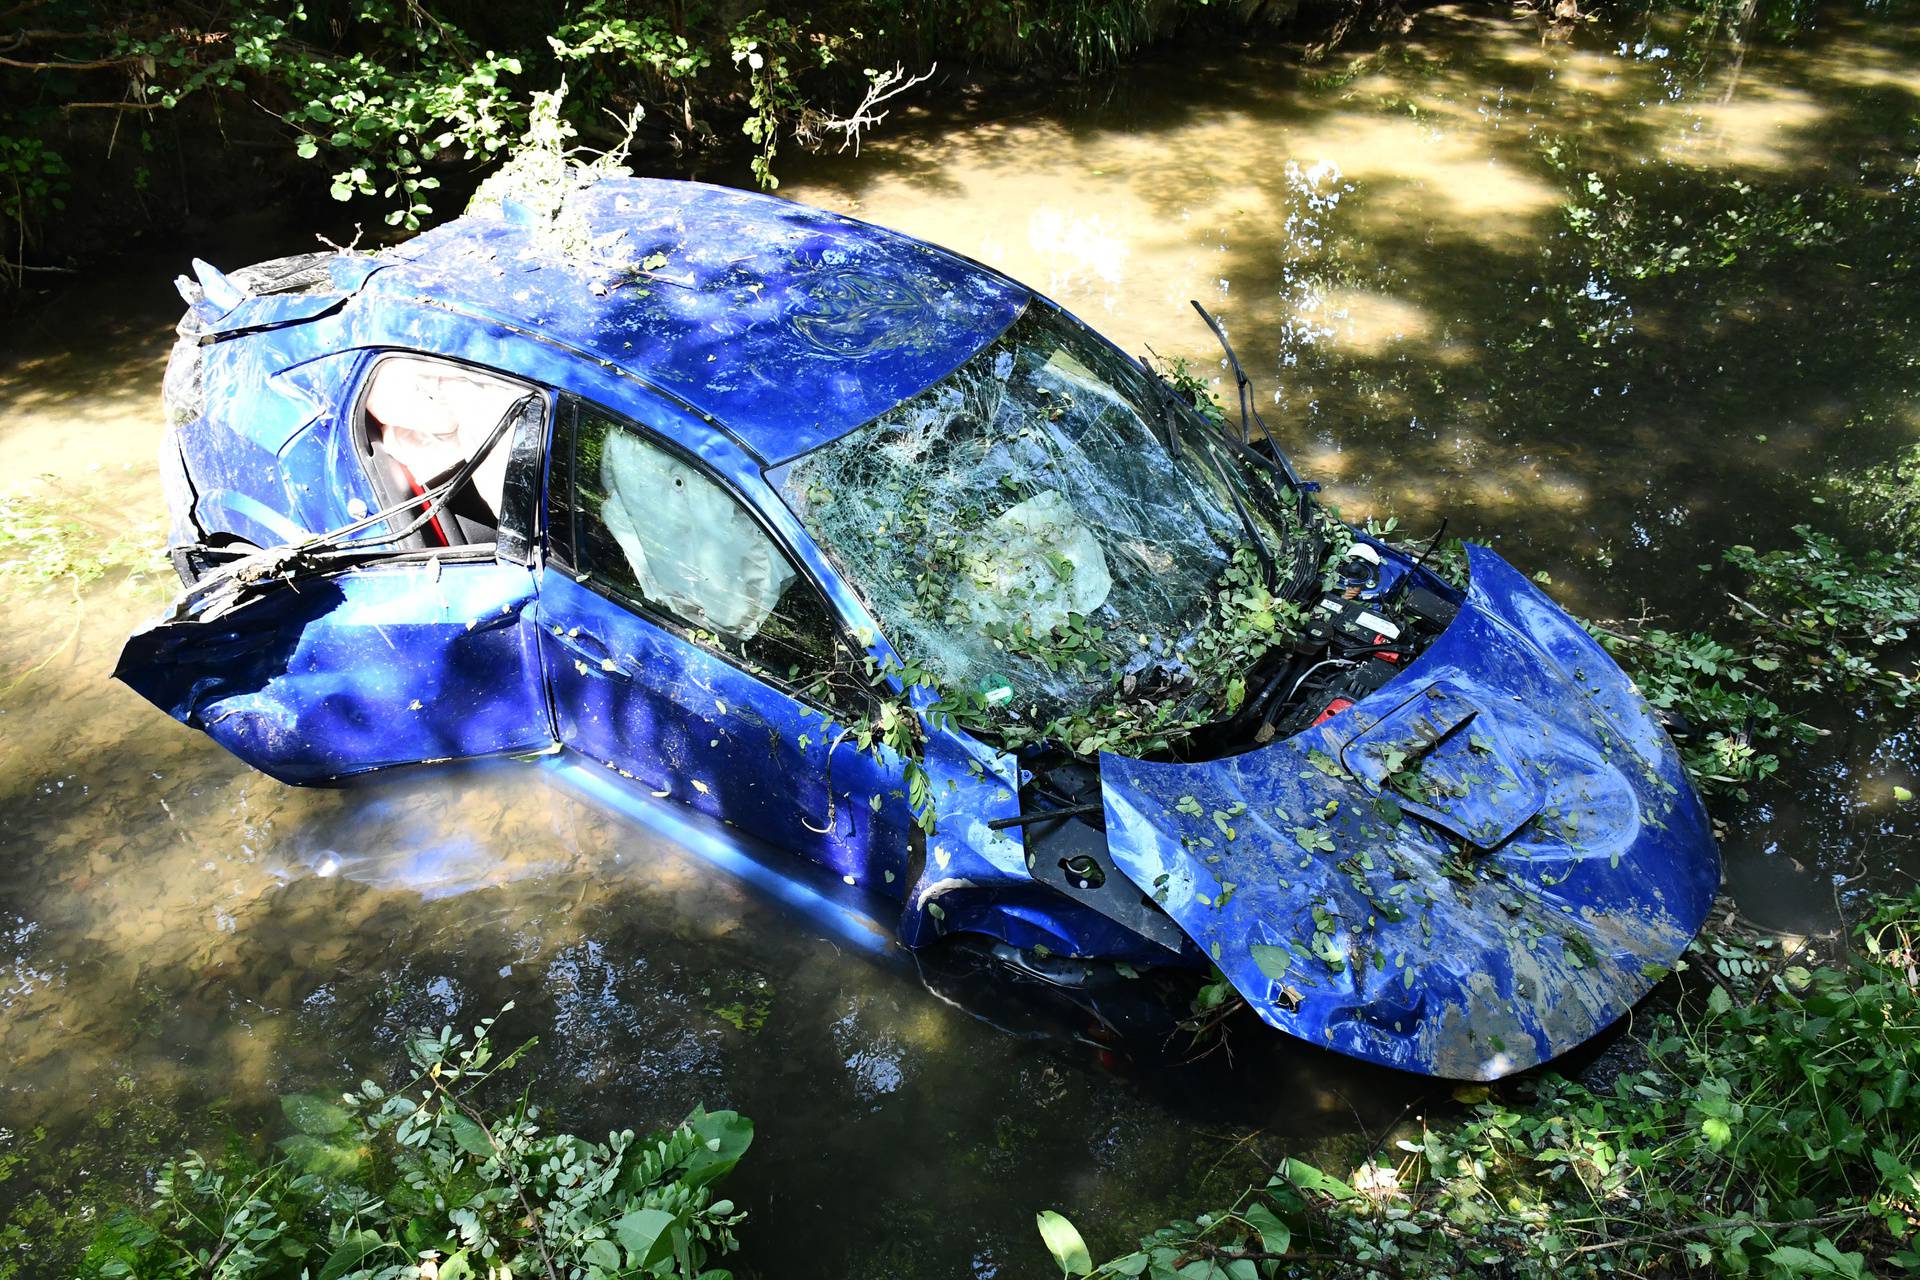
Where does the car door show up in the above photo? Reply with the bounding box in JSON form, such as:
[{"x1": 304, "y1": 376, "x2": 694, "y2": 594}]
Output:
[
  {"x1": 537, "y1": 394, "x2": 916, "y2": 891},
  {"x1": 115, "y1": 392, "x2": 558, "y2": 785}
]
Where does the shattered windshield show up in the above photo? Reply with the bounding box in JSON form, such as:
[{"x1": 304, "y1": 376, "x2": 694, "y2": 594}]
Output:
[{"x1": 774, "y1": 304, "x2": 1298, "y2": 740}]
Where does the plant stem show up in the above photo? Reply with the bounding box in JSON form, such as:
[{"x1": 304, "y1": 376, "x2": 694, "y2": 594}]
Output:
[{"x1": 1566, "y1": 1207, "x2": 1871, "y2": 1255}]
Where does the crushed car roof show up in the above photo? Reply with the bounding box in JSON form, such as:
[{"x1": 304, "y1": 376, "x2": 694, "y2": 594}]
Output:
[{"x1": 367, "y1": 178, "x2": 1030, "y2": 463}]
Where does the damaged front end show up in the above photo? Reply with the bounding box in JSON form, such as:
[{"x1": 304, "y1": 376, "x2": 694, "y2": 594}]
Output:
[
  {"x1": 776, "y1": 296, "x2": 1717, "y2": 1078},
  {"x1": 1089, "y1": 544, "x2": 1719, "y2": 1079}
]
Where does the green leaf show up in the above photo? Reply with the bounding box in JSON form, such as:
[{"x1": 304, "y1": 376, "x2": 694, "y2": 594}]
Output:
[
  {"x1": 682, "y1": 1107, "x2": 753, "y2": 1187},
  {"x1": 1271, "y1": 1157, "x2": 1359, "y2": 1201},
  {"x1": 1896, "y1": 785, "x2": 1915, "y2": 803},
  {"x1": 1249, "y1": 944, "x2": 1292, "y2": 982},
  {"x1": 277, "y1": 1133, "x2": 365, "y2": 1177},
  {"x1": 1035, "y1": 1210, "x2": 1092, "y2": 1276},
  {"x1": 1758, "y1": 1243, "x2": 1820, "y2": 1274},
  {"x1": 1242, "y1": 1202, "x2": 1291, "y2": 1253},
  {"x1": 615, "y1": 1208, "x2": 678, "y2": 1268},
  {"x1": 318, "y1": 1231, "x2": 386, "y2": 1280},
  {"x1": 438, "y1": 1251, "x2": 474, "y2": 1280},
  {"x1": 1701, "y1": 1116, "x2": 1733, "y2": 1150},
  {"x1": 447, "y1": 1114, "x2": 494, "y2": 1158},
  {"x1": 281, "y1": 1092, "x2": 352, "y2": 1137},
  {"x1": 584, "y1": 1239, "x2": 621, "y2": 1270}
]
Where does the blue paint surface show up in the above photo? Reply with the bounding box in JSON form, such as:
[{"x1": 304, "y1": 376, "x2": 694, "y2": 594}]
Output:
[
  {"x1": 1098, "y1": 546, "x2": 1720, "y2": 1078},
  {"x1": 372, "y1": 178, "x2": 1028, "y2": 463},
  {"x1": 119, "y1": 179, "x2": 1720, "y2": 1079},
  {"x1": 115, "y1": 559, "x2": 555, "y2": 784}
]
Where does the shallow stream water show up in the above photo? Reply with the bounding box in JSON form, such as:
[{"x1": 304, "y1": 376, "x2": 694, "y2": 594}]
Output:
[{"x1": 3, "y1": 4, "x2": 1918, "y2": 1274}]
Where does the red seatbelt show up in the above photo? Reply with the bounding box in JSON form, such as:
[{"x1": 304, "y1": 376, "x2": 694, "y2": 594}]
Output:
[{"x1": 394, "y1": 458, "x2": 449, "y2": 547}]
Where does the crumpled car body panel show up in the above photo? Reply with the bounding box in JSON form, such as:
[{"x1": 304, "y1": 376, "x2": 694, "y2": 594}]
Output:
[
  {"x1": 116, "y1": 560, "x2": 556, "y2": 785},
  {"x1": 118, "y1": 177, "x2": 1720, "y2": 1079},
  {"x1": 1098, "y1": 545, "x2": 1719, "y2": 1078}
]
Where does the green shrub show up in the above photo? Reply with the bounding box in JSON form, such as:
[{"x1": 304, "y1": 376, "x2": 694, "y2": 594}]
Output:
[
  {"x1": 1041, "y1": 891, "x2": 1920, "y2": 1279},
  {"x1": 80, "y1": 1006, "x2": 752, "y2": 1280},
  {"x1": 1597, "y1": 526, "x2": 1918, "y2": 798}
]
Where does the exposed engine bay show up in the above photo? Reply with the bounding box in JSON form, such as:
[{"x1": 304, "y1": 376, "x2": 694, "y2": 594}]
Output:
[
  {"x1": 1259, "y1": 544, "x2": 1461, "y2": 745},
  {"x1": 1004, "y1": 536, "x2": 1466, "y2": 962}
]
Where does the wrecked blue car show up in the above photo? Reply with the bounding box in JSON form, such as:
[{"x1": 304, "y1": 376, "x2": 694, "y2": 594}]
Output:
[{"x1": 117, "y1": 177, "x2": 1719, "y2": 1079}]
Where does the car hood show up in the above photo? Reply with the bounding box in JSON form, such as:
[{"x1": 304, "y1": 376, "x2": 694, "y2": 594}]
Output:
[{"x1": 1098, "y1": 545, "x2": 1720, "y2": 1079}]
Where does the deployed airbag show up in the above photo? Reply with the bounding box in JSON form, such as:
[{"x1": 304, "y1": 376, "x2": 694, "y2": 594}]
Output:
[
  {"x1": 954, "y1": 489, "x2": 1113, "y2": 634},
  {"x1": 599, "y1": 428, "x2": 795, "y2": 640}
]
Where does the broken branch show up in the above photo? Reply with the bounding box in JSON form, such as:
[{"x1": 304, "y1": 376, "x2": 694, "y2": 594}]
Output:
[
  {"x1": 812, "y1": 62, "x2": 937, "y2": 155},
  {"x1": 0, "y1": 52, "x2": 139, "y2": 70}
]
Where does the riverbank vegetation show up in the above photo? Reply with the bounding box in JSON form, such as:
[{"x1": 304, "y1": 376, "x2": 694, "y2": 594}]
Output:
[
  {"x1": 1599, "y1": 528, "x2": 1916, "y2": 799},
  {"x1": 1, "y1": 0, "x2": 1361, "y2": 281},
  {"x1": 1039, "y1": 888, "x2": 1920, "y2": 1278},
  {"x1": 76, "y1": 1006, "x2": 753, "y2": 1280}
]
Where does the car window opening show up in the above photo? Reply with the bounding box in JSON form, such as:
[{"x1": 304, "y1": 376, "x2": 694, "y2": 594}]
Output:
[
  {"x1": 560, "y1": 402, "x2": 866, "y2": 712},
  {"x1": 597, "y1": 427, "x2": 796, "y2": 641},
  {"x1": 361, "y1": 356, "x2": 527, "y2": 548}
]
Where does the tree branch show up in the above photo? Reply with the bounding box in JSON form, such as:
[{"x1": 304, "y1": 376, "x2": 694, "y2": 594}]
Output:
[{"x1": 0, "y1": 52, "x2": 137, "y2": 70}]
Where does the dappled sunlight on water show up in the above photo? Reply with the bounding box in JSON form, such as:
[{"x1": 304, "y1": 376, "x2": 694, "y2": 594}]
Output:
[{"x1": 4, "y1": 3, "x2": 1919, "y2": 1273}]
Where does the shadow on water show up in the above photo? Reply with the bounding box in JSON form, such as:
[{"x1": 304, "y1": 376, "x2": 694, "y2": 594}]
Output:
[{"x1": 2, "y1": 2, "x2": 1919, "y2": 1274}]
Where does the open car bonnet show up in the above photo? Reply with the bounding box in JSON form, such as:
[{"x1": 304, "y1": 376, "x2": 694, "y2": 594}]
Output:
[{"x1": 1098, "y1": 545, "x2": 1720, "y2": 1079}]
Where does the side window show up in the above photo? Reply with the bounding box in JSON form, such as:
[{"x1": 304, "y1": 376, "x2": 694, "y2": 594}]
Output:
[
  {"x1": 556, "y1": 399, "x2": 866, "y2": 709},
  {"x1": 359, "y1": 355, "x2": 530, "y2": 548}
]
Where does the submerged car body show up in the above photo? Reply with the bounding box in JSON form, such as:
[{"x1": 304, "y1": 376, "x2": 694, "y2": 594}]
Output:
[{"x1": 117, "y1": 177, "x2": 1719, "y2": 1079}]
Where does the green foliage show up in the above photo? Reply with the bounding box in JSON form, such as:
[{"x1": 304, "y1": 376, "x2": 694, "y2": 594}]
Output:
[
  {"x1": 548, "y1": 7, "x2": 715, "y2": 97},
  {"x1": 1537, "y1": 141, "x2": 1842, "y2": 349},
  {"x1": 0, "y1": 1091, "x2": 185, "y2": 1280},
  {"x1": 1155, "y1": 356, "x2": 1228, "y2": 434},
  {"x1": 0, "y1": 0, "x2": 1239, "y2": 251},
  {"x1": 1727, "y1": 528, "x2": 1920, "y2": 685},
  {"x1": 0, "y1": 494, "x2": 156, "y2": 588},
  {"x1": 1049, "y1": 891, "x2": 1920, "y2": 1278},
  {"x1": 801, "y1": 651, "x2": 939, "y2": 834},
  {"x1": 79, "y1": 1006, "x2": 753, "y2": 1280},
  {"x1": 1038, "y1": 1209, "x2": 1095, "y2": 1276},
  {"x1": 1598, "y1": 526, "x2": 1918, "y2": 798},
  {"x1": 0, "y1": 134, "x2": 68, "y2": 271},
  {"x1": 1600, "y1": 624, "x2": 1803, "y2": 795},
  {"x1": 1833, "y1": 443, "x2": 1920, "y2": 552},
  {"x1": 729, "y1": 14, "x2": 855, "y2": 192},
  {"x1": 466, "y1": 80, "x2": 643, "y2": 259},
  {"x1": 117, "y1": 4, "x2": 527, "y2": 231},
  {"x1": 981, "y1": 544, "x2": 1307, "y2": 760}
]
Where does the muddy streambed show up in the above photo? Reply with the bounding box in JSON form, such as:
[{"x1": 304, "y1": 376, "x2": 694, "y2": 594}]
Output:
[{"x1": 3, "y1": 5, "x2": 1918, "y2": 1274}]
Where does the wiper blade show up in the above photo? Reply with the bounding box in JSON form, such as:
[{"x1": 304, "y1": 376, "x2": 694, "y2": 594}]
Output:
[
  {"x1": 1139, "y1": 350, "x2": 1277, "y2": 587},
  {"x1": 1189, "y1": 301, "x2": 1312, "y2": 525},
  {"x1": 1140, "y1": 345, "x2": 1184, "y2": 461},
  {"x1": 1211, "y1": 449, "x2": 1278, "y2": 590}
]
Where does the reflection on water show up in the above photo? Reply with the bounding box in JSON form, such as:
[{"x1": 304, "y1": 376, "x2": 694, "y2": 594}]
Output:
[{"x1": 3, "y1": 3, "x2": 1918, "y2": 1273}]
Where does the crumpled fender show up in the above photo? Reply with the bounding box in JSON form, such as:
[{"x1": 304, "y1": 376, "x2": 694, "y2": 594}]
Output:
[{"x1": 1097, "y1": 544, "x2": 1720, "y2": 1079}]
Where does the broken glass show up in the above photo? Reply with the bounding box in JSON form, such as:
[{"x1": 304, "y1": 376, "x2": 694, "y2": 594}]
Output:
[{"x1": 775, "y1": 303, "x2": 1297, "y2": 735}]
